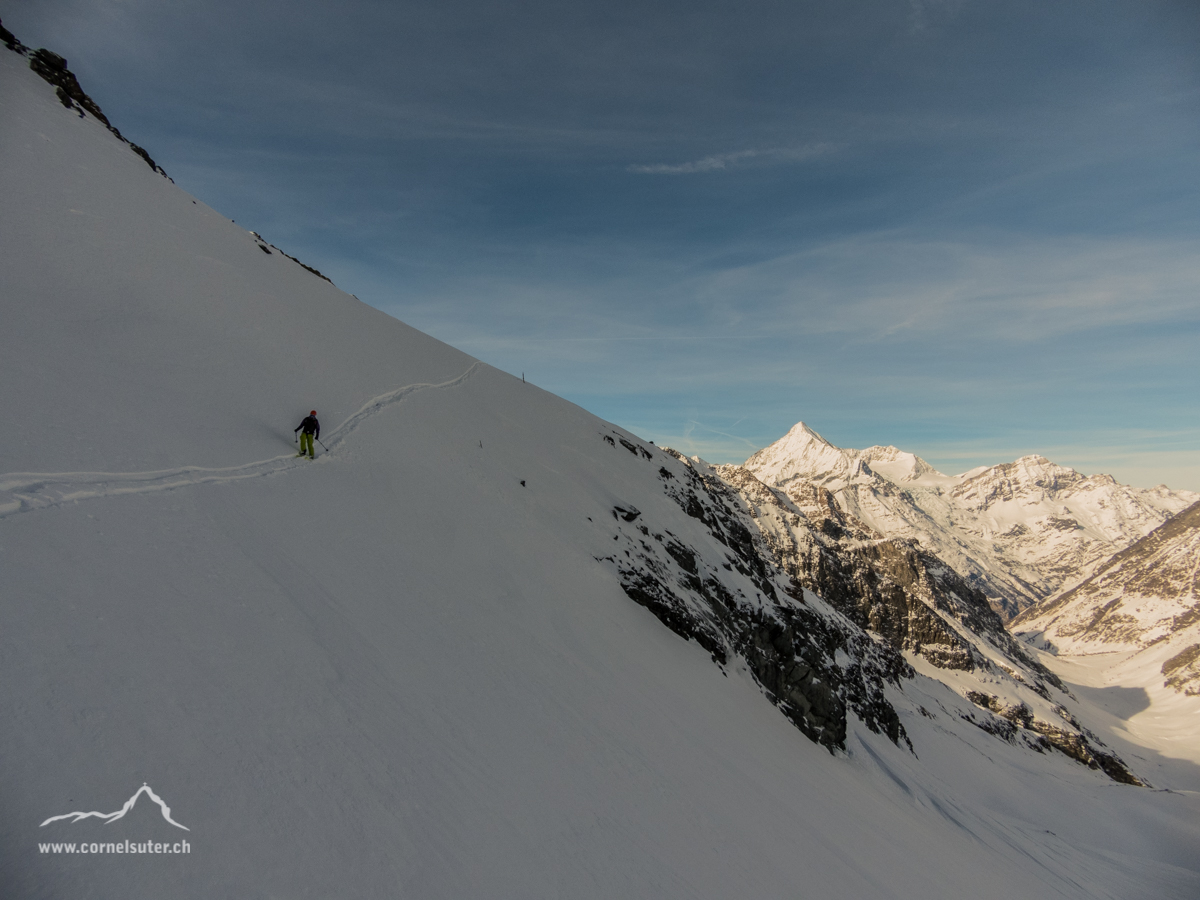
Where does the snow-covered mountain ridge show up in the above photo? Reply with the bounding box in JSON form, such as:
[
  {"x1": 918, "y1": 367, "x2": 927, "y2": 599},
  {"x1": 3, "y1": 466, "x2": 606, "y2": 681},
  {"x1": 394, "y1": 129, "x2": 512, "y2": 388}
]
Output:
[
  {"x1": 745, "y1": 422, "x2": 1197, "y2": 619},
  {"x1": 4, "y1": 28, "x2": 1199, "y2": 898},
  {"x1": 1015, "y1": 500, "x2": 1200, "y2": 691},
  {"x1": 693, "y1": 460, "x2": 1141, "y2": 781}
]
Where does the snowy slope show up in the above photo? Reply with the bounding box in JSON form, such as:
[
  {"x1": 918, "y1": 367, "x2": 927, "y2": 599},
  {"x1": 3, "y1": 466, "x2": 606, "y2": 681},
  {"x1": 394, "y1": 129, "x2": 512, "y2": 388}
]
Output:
[
  {"x1": 1013, "y1": 497, "x2": 1200, "y2": 789},
  {"x1": 1012, "y1": 500, "x2": 1200, "y2": 764},
  {"x1": 746, "y1": 422, "x2": 1197, "y2": 618},
  {"x1": 3, "y1": 36, "x2": 1200, "y2": 899},
  {"x1": 0, "y1": 45, "x2": 474, "y2": 477},
  {"x1": 1015, "y1": 501, "x2": 1200, "y2": 656}
]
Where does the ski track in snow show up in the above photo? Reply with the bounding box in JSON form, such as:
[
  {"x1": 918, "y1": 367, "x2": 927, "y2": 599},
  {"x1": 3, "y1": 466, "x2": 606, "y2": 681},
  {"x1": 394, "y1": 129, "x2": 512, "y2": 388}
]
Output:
[{"x1": 0, "y1": 363, "x2": 482, "y2": 519}]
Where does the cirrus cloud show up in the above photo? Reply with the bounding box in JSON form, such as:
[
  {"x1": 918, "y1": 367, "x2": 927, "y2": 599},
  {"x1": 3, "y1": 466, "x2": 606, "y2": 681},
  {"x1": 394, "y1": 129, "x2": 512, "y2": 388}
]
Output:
[{"x1": 628, "y1": 143, "x2": 835, "y2": 174}]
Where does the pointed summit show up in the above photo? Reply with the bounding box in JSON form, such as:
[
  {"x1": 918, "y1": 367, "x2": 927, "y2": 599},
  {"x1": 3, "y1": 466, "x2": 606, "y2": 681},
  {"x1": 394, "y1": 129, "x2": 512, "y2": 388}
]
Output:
[
  {"x1": 746, "y1": 422, "x2": 833, "y2": 462},
  {"x1": 745, "y1": 421, "x2": 854, "y2": 488},
  {"x1": 783, "y1": 421, "x2": 832, "y2": 445}
]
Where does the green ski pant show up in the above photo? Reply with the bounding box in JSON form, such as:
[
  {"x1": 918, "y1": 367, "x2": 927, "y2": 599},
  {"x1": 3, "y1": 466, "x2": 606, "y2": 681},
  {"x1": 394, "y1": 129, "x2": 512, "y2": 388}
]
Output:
[{"x1": 300, "y1": 432, "x2": 315, "y2": 457}]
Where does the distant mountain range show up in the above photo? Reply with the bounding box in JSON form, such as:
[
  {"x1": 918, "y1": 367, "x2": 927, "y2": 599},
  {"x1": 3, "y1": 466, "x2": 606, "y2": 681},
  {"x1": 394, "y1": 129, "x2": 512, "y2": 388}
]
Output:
[{"x1": 743, "y1": 422, "x2": 1197, "y2": 620}]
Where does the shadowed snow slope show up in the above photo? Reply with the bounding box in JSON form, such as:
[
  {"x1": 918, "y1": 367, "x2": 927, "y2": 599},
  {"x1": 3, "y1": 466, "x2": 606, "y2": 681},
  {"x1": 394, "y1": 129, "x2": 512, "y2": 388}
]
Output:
[{"x1": 2, "y1": 40, "x2": 1199, "y2": 899}]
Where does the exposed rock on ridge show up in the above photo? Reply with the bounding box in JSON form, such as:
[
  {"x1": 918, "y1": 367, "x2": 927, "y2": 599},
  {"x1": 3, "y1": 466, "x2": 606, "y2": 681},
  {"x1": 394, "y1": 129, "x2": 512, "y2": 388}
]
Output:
[
  {"x1": 964, "y1": 691, "x2": 1141, "y2": 785},
  {"x1": 1163, "y1": 644, "x2": 1200, "y2": 696},
  {"x1": 2, "y1": 23, "x2": 170, "y2": 178},
  {"x1": 0, "y1": 23, "x2": 339, "y2": 290},
  {"x1": 596, "y1": 433, "x2": 912, "y2": 752}
]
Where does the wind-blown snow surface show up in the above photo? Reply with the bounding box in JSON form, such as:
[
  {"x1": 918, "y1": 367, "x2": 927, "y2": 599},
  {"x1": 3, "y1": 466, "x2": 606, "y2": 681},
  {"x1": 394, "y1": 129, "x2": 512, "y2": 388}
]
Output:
[{"x1": 2, "y1": 45, "x2": 1199, "y2": 899}]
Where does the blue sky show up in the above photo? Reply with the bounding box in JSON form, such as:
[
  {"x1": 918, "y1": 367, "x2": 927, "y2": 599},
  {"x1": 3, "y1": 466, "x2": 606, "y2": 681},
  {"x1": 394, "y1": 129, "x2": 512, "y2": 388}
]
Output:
[{"x1": 7, "y1": 0, "x2": 1200, "y2": 488}]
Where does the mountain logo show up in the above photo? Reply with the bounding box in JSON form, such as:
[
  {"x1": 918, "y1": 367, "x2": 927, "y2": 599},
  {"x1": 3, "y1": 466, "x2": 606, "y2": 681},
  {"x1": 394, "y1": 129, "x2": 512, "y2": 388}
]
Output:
[{"x1": 40, "y1": 783, "x2": 190, "y2": 831}]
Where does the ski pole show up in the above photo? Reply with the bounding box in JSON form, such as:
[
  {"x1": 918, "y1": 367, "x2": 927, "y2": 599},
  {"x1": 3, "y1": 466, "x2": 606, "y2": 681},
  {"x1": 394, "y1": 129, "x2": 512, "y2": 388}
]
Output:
[{"x1": 317, "y1": 438, "x2": 328, "y2": 451}]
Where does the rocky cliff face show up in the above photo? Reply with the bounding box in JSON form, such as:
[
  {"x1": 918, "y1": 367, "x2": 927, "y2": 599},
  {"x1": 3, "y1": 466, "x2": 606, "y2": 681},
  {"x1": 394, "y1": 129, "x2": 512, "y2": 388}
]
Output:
[
  {"x1": 1014, "y1": 501, "x2": 1200, "y2": 697},
  {"x1": 745, "y1": 422, "x2": 1197, "y2": 620},
  {"x1": 715, "y1": 464, "x2": 1016, "y2": 674},
  {"x1": 596, "y1": 434, "x2": 913, "y2": 752},
  {"x1": 598, "y1": 430, "x2": 1141, "y2": 782}
]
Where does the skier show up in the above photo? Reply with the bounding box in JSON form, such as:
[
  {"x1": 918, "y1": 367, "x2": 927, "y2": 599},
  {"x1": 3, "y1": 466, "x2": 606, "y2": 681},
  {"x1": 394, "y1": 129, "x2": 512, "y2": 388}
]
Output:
[{"x1": 294, "y1": 410, "x2": 320, "y2": 459}]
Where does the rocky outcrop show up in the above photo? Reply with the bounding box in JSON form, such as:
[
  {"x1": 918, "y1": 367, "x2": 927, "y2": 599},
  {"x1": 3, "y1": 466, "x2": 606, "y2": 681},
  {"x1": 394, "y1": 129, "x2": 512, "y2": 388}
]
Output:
[
  {"x1": 715, "y1": 463, "x2": 1063, "y2": 691},
  {"x1": 1163, "y1": 644, "x2": 1200, "y2": 696},
  {"x1": 964, "y1": 691, "x2": 1142, "y2": 785},
  {"x1": 2, "y1": 25, "x2": 339, "y2": 298},
  {"x1": 0, "y1": 19, "x2": 28, "y2": 54},
  {"x1": 596, "y1": 435, "x2": 912, "y2": 753}
]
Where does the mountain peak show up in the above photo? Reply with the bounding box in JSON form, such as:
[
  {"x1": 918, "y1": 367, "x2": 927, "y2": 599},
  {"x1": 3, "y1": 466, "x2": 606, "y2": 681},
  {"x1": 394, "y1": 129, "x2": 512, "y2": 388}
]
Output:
[
  {"x1": 746, "y1": 422, "x2": 946, "y2": 488},
  {"x1": 745, "y1": 421, "x2": 853, "y2": 487},
  {"x1": 956, "y1": 455, "x2": 1084, "y2": 495},
  {"x1": 1011, "y1": 454, "x2": 1063, "y2": 471},
  {"x1": 772, "y1": 421, "x2": 834, "y2": 451}
]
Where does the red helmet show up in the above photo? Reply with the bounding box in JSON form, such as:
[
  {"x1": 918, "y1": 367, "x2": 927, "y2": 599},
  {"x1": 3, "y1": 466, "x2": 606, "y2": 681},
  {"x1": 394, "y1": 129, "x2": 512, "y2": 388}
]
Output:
[{"x1": 310, "y1": 410, "x2": 317, "y2": 415}]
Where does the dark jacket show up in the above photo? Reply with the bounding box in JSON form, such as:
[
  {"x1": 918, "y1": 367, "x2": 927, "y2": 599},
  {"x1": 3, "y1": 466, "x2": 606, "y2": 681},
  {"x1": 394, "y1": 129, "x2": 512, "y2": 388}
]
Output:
[{"x1": 295, "y1": 415, "x2": 320, "y2": 438}]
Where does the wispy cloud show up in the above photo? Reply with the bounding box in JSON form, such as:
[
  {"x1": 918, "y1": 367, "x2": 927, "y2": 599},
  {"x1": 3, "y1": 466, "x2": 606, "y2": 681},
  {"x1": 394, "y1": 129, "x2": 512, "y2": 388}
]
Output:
[
  {"x1": 628, "y1": 144, "x2": 835, "y2": 175},
  {"x1": 688, "y1": 232, "x2": 1200, "y2": 343},
  {"x1": 907, "y1": 0, "x2": 965, "y2": 33}
]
